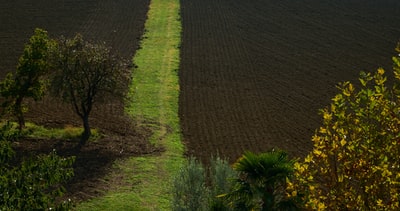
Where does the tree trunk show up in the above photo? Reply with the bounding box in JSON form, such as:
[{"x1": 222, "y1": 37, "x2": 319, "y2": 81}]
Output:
[
  {"x1": 17, "y1": 114, "x2": 25, "y2": 131},
  {"x1": 15, "y1": 97, "x2": 25, "y2": 131},
  {"x1": 80, "y1": 114, "x2": 91, "y2": 146}
]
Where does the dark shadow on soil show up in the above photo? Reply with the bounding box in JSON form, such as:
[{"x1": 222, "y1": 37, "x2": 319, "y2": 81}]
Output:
[
  {"x1": 12, "y1": 125, "x2": 163, "y2": 203},
  {"x1": 10, "y1": 97, "x2": 164, "y2": 203}
]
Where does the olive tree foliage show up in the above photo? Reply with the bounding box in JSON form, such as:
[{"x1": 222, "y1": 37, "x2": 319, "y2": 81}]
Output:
[
  {"x1": 172, "y1": 157, "x2": 209, "y2": 211},
  {"x1": 209, "y1": 156, "x2": 237, "y2": 210},
  {"x1": 50, "y1": 34, "x2": 131, "y2": 145},
  {"x1": 0, "y1": 28, "x2": 53, "y2": 130},
  {"x1": 287, "y1": 44, "x2": 400, "y2": 210},
  {"x1": 0, "y1": 122, "x2": 75, "y2": 210}
]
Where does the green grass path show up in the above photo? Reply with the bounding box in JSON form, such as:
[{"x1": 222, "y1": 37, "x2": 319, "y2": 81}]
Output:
[{"x1": 76, "y1": 0, "x2": 183, "y2": 209}]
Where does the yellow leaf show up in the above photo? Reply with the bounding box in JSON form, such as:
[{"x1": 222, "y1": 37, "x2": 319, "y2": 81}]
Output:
[
  {"x1": 343, "y1": 89, "x2": 351, "y2": 97},
  {"x1": 305, "y1": 155, "x2": 313, "y2": 163},
  {"x1": 348, "y1": 83, "x2": 354, "y2": 92},
  {"x1": 340, "y1": 139, "x2": 347, "y2": 146},
  {"x1": 216, "y1": 193, "x2": 227, "y2": 198},
  {"x1": 378, "y1": 68, "x2": 385, "y2": 75},
  {"x1": 338, "y1": 174, "x2": 344, "y2": 182},
  {"x1": 377, "y1": 199, "x2": 384, "y2": 207},
  {"x1": 318, "y1": 202, "x2": 327, "y2": 210},
  {"x1": 323, "y1": 112, "x2": 332, "y2": 121},
  {"x1": 314, "y1": 149, "x2": 322, "y2": 157}
]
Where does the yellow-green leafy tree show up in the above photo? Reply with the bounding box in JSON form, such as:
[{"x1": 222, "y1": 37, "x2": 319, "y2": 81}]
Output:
[
  {"x1": 0, "y1": 28, "x2": 53, "y2": 130},
  {"x1": 288, "y1": 43, "x2": 400, "y2": 210}
]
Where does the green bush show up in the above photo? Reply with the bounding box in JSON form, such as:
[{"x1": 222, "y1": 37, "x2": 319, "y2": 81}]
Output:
[
  {"x1": 171, "y1": 156, "x2": 237, "y2": 211},
  {"x1": 209, "y1": 156, "x2": 236, "y2": 210},
  {"x1": 221, "y1": 150, "x2": 297, "y2": 211},
  {"x1": 172, "y1": 157, "x2": 209, "y2": 211},
  {"x1": 171, "y1": 152, "x2": 297, "y2": 211},
  {"x1": 0, "y1": 122, "x2": 75, "y2": 210}
]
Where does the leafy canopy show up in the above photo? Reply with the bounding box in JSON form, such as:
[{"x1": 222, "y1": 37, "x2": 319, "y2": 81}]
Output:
[
  {"x1": 50, "y1": 34, "x2": 130, "y2": 143},
  {"x1": 0, "y1": 28, "x2": 53, "y2": 129}
]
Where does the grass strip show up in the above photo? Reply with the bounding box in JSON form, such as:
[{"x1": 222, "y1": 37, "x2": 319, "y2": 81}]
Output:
[{"x1": 76, "y1": 0, "x2": 183, "y2": 209}]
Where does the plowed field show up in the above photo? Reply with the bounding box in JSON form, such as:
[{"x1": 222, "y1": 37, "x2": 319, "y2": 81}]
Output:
[
  {"x1": 179, "y1": 0, "x2": 400, "y2": 162},
  {"x1": 0, "y1": 0, "x2": 149, "y2": 75}
]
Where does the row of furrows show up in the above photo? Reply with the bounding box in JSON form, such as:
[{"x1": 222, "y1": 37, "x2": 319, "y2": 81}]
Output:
[
  {"x1": 179, "y1": 0, "x2": 400, "y2": 161},
  {"x1": 78, "y1": 0, "x2": 149, "y2": 59},
  {"x1": 0, "y1": 0, "x2": 149, "y2": 75},
  {"x1": 0, "y1": 0, "x2": 97, "y2": 76},
  {"x1": 180, "y1": 0, "x2": 302, "y2": 161},
  {"x1": 232, "y1": 0, "x2": 400, "y2": 134},
  {"x1": 181, "y1": 0, "x2": 243, "y2": 160}
]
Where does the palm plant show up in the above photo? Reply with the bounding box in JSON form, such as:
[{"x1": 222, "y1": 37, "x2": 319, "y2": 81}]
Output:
[{"x1": 222, "y1": 150, "x2": 298, "y2": 210}]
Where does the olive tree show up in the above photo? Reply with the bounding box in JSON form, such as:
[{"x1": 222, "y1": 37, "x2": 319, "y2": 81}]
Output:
[
  {"x1": 172, "y1": 157, "x2": 209, "y2": 211},
  {"x1": 0, "y1": 28, "x2": 52, "y2": 130},
  {"x1": 51, "y1": 34, "x2": 130, "y2": 145},
  {"x1": 172, "y1": 156, "x2": 236, "y2": 211}
]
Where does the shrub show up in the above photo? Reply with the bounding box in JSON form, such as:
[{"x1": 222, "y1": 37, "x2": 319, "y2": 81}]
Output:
[
  {"x1": 172, "y1": 157, "x2": 209, "y2": 211},
  {"x1": 171, "y1": 156, "x2": 237, "y2": 211},
  {"x1": 0, "y1": 122, "x2": 75, "y2": 210},
  {"x1": 221, "y1": 150, "x2": 297, "y2": 210},
  {"x1": 172, "y1": 151, "x2": 298, "y2": 210},
  {"x1": 288, "y1": 44, "x2": 400, "y2": 210},
  {"x1": 209, "y1": 156, "x2": 236, "y2": 210}
]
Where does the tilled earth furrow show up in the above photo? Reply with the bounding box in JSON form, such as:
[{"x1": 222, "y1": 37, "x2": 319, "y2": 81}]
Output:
[{"x1": 179, "y1": 0, "x2": 400, "y2": 162}]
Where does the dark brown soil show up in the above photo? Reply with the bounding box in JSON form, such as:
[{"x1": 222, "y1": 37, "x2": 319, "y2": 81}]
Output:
[
  {"x1": 0, "y1": 0, "x2": 154, "y2": 203},
  {"x1": 0, "y1": 0, "x2": 149, "y2": 76},
  {"x1": 179, "y1": 0, "x2": 400, "y2": 163}
]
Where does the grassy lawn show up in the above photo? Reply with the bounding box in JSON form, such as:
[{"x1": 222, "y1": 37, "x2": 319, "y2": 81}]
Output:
[{"x1": 76, "y1": 0, "x2": 183, "y2": 209}]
